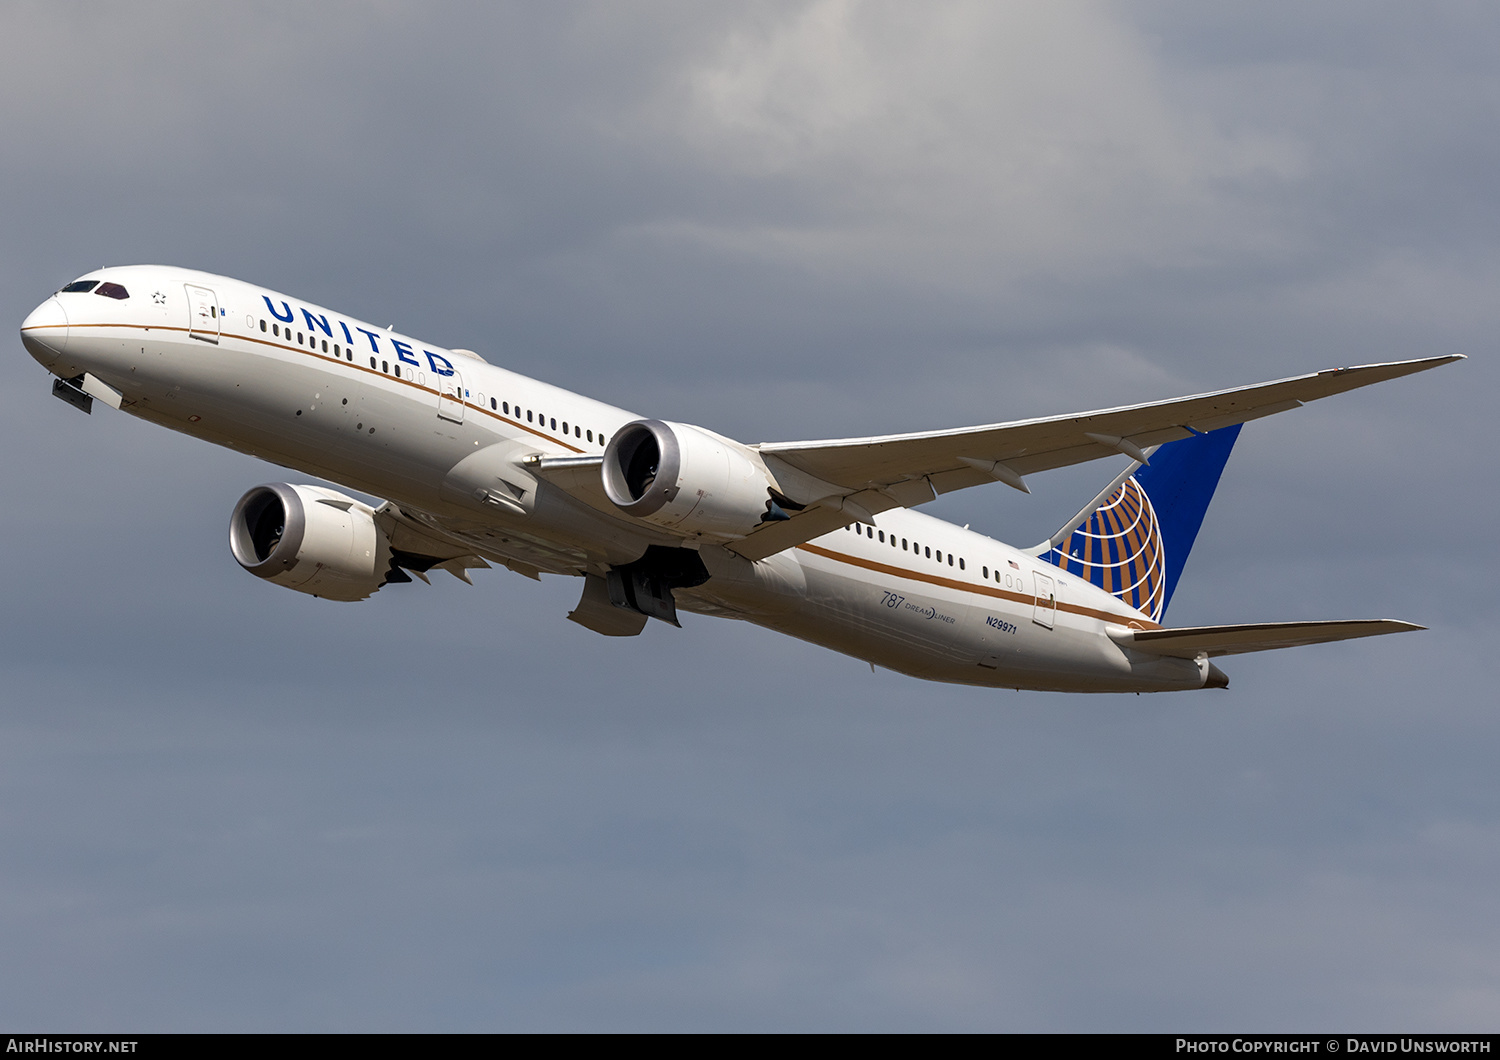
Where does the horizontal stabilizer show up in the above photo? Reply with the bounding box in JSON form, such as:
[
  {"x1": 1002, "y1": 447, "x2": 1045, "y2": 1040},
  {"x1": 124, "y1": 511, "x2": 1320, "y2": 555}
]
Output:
[{"x1": 1113, "y1": 619, "x2": 1424, "y2": 658}]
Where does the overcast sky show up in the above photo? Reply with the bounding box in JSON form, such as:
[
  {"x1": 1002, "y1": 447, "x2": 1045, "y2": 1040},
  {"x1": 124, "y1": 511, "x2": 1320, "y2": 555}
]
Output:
[{"x1": 0, "y1": 1, "x2": 1495, "y2": 1031}]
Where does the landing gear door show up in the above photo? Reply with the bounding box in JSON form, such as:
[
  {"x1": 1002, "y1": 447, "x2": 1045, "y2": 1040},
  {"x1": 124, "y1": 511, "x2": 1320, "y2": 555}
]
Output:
[
  {"x1": 1032, "y1": 571, "x2": 1056, "y2": 629},
  {"x1": 438, "y1": 371, "x2": 465, "y2": 423},
  {"x1": 185, "y1": 284, "x2": 220, "y2": 344}
]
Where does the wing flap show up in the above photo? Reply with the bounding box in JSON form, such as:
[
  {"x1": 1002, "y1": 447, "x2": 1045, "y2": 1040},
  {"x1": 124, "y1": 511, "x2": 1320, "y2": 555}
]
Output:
[{"x1": 1114, "y1": 619, "x2": 1425, "y2": 658}]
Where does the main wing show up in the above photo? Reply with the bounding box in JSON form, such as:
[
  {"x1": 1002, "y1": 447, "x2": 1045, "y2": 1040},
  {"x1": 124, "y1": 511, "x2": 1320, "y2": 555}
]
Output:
[{"x1": 730, "y1": 355, "x2": 1461, "y2": 561}]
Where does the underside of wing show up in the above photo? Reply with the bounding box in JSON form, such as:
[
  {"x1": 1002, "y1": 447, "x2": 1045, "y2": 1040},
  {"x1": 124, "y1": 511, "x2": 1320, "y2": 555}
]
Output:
[
  {"x1": 726, "y1": 355, "x2": 1460, "y2": 560},
  {"x1": 1115, "y1": 619, "x2": 1424, "y2": 658},
  {"x1": 374, "y1": 500, "x2": 588, "y2": 582}
]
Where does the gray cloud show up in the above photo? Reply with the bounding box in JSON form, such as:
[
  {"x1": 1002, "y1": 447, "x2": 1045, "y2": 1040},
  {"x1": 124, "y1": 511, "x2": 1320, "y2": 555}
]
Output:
[{"x1": 0, "y1": 0, "x2": 1494, "y2": 1030}]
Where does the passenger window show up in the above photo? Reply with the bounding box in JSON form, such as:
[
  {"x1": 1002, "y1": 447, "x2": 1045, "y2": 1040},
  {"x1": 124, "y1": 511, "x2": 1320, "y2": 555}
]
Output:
[
  {"x1": 983, "y1": 566, "x2": 989, "y2": 578},
  {"x1": 902, "y1": 539, "x2": 908, "y2": 550},
  {"x1": 958, "y1": 558, "x2": 964, "y2": 570},
  {"x1": 878, "y1": 531, "x2": 884, "y2": 543},
  {"x1": 346, "y1": 351, "x2": 352, "y2": 362},
  {"x1": 550, "y1": 417, "x2": 557, "y2": 430},
  {"x1": 490, "y1": 397, "x2": 496, "y2": 410},
  {"x1": 924, "y1": 547, "x2": 931, "y2": 558},
  {"x1": 562, "y1": 421, "x2": 569, "y2": 434},
  {"x1": 273, "y1": 324, "x2": 280, "y2": 337},
  {"x1": 587, "y1": 430, "x2": 593, "y2": 442},
  {"x1": 298, "y1": 333, "x2": 304, "y2": 345},
  {"x1": 527, "y1": 411, "x2": 533, "y2": 422},
  {"x1": 322, "y1": 340, "x2": 328, "y2": 353},
  {"x1": 94, "y1": 282, "x2": 128, "y2": 299},
  {"x1": 369, "y1": 357, "x2": 376, "y2": 368},
  {"x1": 61, "y1": 280, "x2": 98, "y2": 293},
  {"x1": 382, "y1": 361, "x2": 389, "y2": 373},
  {"x1": 260, "y1": 320, "x2": 267, "y2": 333}
]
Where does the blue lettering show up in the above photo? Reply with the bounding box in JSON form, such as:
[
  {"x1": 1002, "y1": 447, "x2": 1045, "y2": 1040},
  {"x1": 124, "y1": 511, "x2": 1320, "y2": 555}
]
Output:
[
  {"x1": 391, "y1": 338, "x2": 420, "y2": 366},
  {"x1": 424, "y1": 350, "x2": 455, "y2": 376},
  {"x1": 302, "y1": 309, "x2": 332, "y2": 337},
  {"x1": 355, "y1": 327, "x2": 382, "y2": 353},
  {"x1": 338, "y1": 320, "x2": 353, "y2": 344},
  {"x1": 262, "y1": 296, "x2": 293, "y2": 322}
]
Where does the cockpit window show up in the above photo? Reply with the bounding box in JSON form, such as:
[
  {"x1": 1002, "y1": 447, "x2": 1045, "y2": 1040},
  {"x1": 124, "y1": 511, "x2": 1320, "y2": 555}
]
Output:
[
  {"x1": 94, "y1": 282, "x2": 129, "y2": 300},
  {"x1": 60, "y1": 280, "x2": 98, "y2": 293}
]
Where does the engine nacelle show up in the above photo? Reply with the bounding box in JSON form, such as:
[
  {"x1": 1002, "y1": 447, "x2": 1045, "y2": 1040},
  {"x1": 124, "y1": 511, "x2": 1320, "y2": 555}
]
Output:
[
  {"x1": 603, "y1": 419, "x2": 779, "y2": 538},
  {"x1": 229, "y1": 483, "x2": 392, "y2": 601}
]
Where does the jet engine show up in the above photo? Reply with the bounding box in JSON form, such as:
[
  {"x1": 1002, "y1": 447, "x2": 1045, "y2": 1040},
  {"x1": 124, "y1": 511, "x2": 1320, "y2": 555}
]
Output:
[
  {"x1": 602, "y1": 419, "x2": 785, "y2": 538},
  {"x1": 229, "y1": 483, "x2": 393, "y2": 601}
]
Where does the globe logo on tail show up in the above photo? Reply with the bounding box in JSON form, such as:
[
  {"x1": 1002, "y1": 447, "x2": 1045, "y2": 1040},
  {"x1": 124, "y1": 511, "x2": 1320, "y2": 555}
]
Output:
[{"x1": 1047, "y1": 476, "x2": 1166, "y2": 622}]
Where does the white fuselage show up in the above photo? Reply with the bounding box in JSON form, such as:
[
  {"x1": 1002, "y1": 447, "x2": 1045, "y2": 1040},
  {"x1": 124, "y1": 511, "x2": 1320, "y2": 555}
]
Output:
[{"x1": 21, "y1": 266, "x2": 1211, "y2": 693}]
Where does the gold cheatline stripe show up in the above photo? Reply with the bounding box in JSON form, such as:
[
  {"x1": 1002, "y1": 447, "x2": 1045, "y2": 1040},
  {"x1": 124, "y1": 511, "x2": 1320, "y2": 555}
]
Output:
[
  {"x1": 31, "y1": 320, "x2": 587, "y2": 454},
  {"x1": 795, "y1": 542, "x2": 1161, "y2": 629}
]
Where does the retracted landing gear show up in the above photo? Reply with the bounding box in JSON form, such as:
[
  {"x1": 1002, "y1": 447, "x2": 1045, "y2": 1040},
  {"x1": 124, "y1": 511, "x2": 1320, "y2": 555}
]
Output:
[
  {"x1": 568, "y1": 546, "x2": 710, "y2": 636},
  {"x1": 51, "y1": 375, "x2": 92, "y2": 414}
]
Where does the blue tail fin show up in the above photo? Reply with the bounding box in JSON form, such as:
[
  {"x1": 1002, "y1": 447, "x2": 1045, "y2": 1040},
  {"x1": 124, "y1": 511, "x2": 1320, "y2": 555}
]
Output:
[{"x1": 1043, "y1": 424, "x2": 1241, "y2": 622}]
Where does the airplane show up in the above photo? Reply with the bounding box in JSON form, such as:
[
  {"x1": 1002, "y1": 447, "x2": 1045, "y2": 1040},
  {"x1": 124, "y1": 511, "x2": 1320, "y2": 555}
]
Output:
[{"x1": 19, "y1": 265, "x2": 1461, "y2": 693}]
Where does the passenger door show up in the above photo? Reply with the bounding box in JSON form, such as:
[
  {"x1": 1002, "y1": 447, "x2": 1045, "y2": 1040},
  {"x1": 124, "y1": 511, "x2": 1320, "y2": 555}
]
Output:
[
  {"x1": 438, "y1": 371, "x2": 465, "y2": 423},
  {"x1": 185, "y1": 284, "x2": 220, "y2": 344},
  {"x1": 1032, "y1": 571, "x2": 1056, "y2": 629}
]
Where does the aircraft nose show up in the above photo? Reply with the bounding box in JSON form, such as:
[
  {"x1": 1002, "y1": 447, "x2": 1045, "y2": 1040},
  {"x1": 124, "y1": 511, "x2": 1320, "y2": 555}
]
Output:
[{"x1": 20, "y1": 296, "x2": 69, "y2": 365}]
